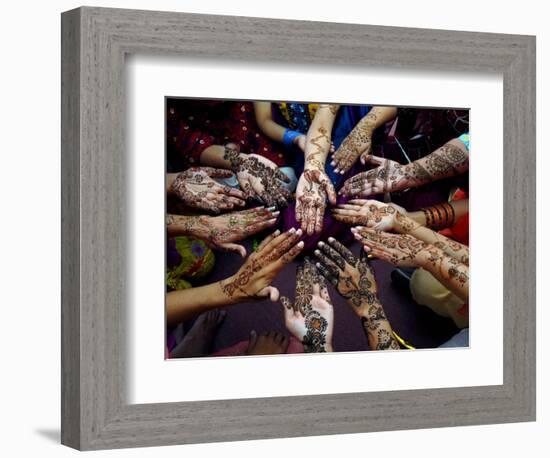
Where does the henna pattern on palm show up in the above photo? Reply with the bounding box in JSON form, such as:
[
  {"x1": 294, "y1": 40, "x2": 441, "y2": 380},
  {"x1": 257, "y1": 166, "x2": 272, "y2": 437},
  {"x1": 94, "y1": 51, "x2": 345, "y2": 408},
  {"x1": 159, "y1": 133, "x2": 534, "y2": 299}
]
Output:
[
  {"x1": 171, "y1": 167, "x2": 246, "y2": 213},
  {"x1": 296, "y1": 169, "x2": 337, "y2": 235},
  {"x1": 281, "y1": 258, "x2": 334, "y2": 353}
]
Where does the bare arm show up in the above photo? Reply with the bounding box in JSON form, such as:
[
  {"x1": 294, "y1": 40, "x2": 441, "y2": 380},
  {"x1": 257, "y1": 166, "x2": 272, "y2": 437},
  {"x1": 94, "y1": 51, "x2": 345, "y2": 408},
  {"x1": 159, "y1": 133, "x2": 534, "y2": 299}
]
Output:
[
  {"x1": 166, "y1": 228, "x2": 305, "y2": 326},
  {"x1": 341, "y1": 137, "x2": 469, "y2": 197}
]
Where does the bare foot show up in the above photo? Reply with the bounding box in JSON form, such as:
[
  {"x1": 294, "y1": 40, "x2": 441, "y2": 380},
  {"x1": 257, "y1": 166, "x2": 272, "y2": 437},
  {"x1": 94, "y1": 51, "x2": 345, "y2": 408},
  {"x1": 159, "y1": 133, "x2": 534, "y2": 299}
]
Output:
[
  {"x1": 245, "y1": 330, "x2": 289, "y2": 355},
  {"x1": 169, "y1": 309, "x2": 226, "y2": 358}
]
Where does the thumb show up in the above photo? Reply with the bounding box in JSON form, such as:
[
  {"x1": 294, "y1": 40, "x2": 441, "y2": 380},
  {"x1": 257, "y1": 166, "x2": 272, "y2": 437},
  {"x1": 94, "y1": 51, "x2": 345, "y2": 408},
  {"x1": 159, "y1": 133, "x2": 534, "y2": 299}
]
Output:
[
  {"x1": 257, "y1": 286, "x2": 280, "y2": 302},
  {"x1": 217, "y1": 242, "x2": 247, "y2": 258},
  {"x1": 364, "y1": 154, "x2": 385, "y2": 166}
]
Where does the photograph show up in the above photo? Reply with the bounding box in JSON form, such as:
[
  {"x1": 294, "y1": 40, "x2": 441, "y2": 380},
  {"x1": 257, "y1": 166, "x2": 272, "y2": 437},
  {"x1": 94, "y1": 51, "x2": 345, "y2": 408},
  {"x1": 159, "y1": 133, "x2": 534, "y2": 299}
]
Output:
[{"x1": 165, "y1": 99, "x2": 470, "y2": 358}]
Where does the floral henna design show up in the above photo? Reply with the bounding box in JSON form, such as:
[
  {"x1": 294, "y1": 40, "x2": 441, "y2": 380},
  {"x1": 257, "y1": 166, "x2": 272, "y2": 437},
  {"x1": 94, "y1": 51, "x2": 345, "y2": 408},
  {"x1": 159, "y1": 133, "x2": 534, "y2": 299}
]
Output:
[
  {"x1": 314, "y1": 238, "x2": 379, "y2": 310},
  {"x1": 223, "y1": 144, "x2": 290, "y2": 207},
  {"x1": 296, "y1": 169, "x2": 336, "y2": 235},
  {"x1": 352, "y1": 228, "x2": 427, "y2": 267},
  {"x1": 332, "y1": 111, "x2": 377, "y2": 173},
  {"x1": 171, "y1": 167, "x2": 245, "y2": 213},
  {"x1": 166, "y1": 207, "x2": 279, "y2": 257},
  {"x1": 281, "y1": 257, "x2": 334, "y2": 353},
  {"x1": 302, "y1": 311, "x2": 329, "y2": 353},
  {"x1": 219, "y1": 229, "x2": 304, "y2": 300}
]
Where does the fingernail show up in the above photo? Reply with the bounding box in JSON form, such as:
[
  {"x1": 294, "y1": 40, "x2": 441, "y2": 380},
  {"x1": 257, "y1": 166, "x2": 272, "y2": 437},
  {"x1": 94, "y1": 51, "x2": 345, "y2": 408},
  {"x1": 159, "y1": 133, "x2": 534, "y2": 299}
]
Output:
[
  {"x1": 318, "y1": 241, "x2": 325, "y2": 247},
  {"x1": 297, "y1": 241, "x2": 304, "y2": 248},
  {"x1": 296, "y1": 228, "x2": 303, "y2": 236},
  {"x1": 273, "y1": 211, "x2": 280, "y2": 216},
  {"x1": 289, "y1": 228, "x2": 296, "y2": 233},
  {"x1": 334, "y1": 168, "x2": 339, "y2": 173},
  {"x1": 314, "y1": 249, "x2": 320, "y2": 255},
  {"x1": 350, "y1": 227, "x2": 357, "y2": 232},
  {"x1": 267, "y1": 206, "x2": 276, "y2": 211},
  {"x1": 274, "y1": 229, "x2": 281, "y2": 235},
  {"x1": 356, "y1": 226, "x2": 365, "y2": 230},
  {"x1": 328, "y1": 237, "x2": 335, "y2": 243}
]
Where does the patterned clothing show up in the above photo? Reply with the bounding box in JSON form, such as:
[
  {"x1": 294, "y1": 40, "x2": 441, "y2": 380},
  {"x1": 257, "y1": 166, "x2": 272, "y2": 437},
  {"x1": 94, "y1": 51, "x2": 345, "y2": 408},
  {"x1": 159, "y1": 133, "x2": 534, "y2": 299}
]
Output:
[{"x1": 167, "y1": 99, "x2": 288, "y2": 172}]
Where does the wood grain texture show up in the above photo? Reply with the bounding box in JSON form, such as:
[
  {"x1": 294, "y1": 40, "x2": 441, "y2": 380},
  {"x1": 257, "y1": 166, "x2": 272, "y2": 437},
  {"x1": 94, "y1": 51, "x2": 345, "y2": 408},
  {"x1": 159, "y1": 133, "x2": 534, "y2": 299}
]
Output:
[{"x1": 61, "y1": 6, "x2": 536, "y2": 450}]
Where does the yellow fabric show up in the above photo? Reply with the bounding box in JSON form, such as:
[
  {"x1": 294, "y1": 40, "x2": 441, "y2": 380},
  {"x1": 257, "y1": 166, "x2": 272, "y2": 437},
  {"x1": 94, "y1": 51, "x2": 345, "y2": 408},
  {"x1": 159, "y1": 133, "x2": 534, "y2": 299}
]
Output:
[{"x1": 410, "y1": 268, "x2": 468, "y2": 329}]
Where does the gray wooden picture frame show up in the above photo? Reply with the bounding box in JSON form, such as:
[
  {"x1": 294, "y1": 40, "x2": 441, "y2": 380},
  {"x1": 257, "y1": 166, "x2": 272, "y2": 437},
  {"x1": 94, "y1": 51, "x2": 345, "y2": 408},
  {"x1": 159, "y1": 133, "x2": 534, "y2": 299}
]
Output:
[{"x1": 61, "y1": 6, "x2": 536, "y2": 451}]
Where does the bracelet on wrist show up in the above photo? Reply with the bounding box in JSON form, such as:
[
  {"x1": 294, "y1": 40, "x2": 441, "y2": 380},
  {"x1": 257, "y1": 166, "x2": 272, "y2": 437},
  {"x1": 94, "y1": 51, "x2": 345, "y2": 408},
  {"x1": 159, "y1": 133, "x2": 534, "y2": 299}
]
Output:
[{"x1": 282, "y1": 128, "x2": 303, "y2": 147}]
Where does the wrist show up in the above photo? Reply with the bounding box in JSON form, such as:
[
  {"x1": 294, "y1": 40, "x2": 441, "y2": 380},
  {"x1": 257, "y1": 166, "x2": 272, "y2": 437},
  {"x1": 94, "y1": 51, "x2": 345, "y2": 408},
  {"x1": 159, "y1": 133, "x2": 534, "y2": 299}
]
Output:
[
  {"x1": 304, "y1": 160, "x2": 325, "y2": 171},
  {"x1": 218, "y1": 275, "x2": 246, "y2": 305}
]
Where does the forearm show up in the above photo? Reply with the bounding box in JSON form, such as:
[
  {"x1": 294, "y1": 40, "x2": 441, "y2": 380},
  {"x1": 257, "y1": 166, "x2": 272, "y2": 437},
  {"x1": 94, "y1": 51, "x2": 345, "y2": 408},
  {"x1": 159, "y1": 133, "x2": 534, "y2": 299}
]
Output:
[
  {"x1": 166, "y1": 281, "x2": 241, "y2": 326},
  {"x1": 355, "y1": 300, "x2": 400, "y2": 350},
  {"x1": 304, "y1": 104, "x2": 338, "y2": 170},
  {"x1": 418, "y1": 246, "x2": 469, "y2": 302},
  {"x1": 392, "y1": 138, "x2": 469, "y2": 191},
  {"x1": 408, "y1": 199, "x2": 469, "y2": 228},
  {"x1": 394, "y1": 212, "x2": 469, "y2": 265}
]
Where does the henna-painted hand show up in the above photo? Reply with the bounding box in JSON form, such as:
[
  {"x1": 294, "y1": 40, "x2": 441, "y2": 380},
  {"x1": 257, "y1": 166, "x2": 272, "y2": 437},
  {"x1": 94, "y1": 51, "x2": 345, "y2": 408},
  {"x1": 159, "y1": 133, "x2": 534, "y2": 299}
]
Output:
[
  {"x1": 340, "y1": 156, "x2": 406, "y2": 197},
  {"x1": 220, "y1": 228, "x2": 304, "y2": 302},
  {"x1": 331, "y1": 199, "x2": 409, "y2": 231},
  {"x1": 280, "y1": 258, "x2": 334, "y2": 353},
  {"x1": 223, "y1": 144, "x2": 291, "y2": 207},
  {"x1": 313, "y1": 238, "x2": 379, "y2": 312},
  {"x1": 351, "y1": 227, "x2": 427, "y2": 267},
  {"x1": 170, "y1": 167, "x2": 246, "y2": 213},
  {"x1": 296, "y1": 169, "x2": 337, "y2": 235},
  {"x1": 168, "y1": 207, "x2": 280, "y2": 257},
  {"x1": 331, "y1": 125, "x2": 374, "y2": 174}
]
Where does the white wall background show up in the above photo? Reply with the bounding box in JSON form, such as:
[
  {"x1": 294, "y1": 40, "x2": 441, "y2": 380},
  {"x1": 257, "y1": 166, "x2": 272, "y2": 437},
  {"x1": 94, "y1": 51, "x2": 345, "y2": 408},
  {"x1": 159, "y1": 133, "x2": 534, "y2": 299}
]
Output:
[{"x1": 0, "y1": 0, "x2": 546, "y2": 456}]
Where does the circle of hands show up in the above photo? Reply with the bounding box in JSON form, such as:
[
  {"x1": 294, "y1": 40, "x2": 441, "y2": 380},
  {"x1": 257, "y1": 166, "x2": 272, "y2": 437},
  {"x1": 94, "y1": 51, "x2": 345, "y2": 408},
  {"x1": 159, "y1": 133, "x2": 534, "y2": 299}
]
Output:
[{"x1": 169, "y1": 139, "x2": 440, "y2": 353}]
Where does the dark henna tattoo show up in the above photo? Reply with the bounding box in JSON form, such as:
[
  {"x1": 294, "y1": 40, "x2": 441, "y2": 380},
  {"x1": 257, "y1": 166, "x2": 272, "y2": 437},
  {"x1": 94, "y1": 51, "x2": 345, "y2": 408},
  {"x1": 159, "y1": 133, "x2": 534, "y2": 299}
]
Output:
[
  {"x1": 302, "y1": 310, "x2": 328, "y2": 353},
  {"x1": 224, "y1": 144, "x2": 289, "y2": 206}
]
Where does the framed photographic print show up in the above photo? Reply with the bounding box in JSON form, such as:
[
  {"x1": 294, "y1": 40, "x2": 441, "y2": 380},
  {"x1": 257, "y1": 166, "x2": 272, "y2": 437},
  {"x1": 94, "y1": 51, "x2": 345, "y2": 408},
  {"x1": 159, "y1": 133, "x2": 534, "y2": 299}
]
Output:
[{"x1": 61, "y1": 6, "x2": 536, "y2": 450}]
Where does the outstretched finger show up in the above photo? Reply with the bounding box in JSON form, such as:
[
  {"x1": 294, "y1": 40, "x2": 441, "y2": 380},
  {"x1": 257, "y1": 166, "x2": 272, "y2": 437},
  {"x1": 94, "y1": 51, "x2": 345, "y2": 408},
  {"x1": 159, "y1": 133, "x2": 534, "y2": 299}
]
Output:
[
  {"x1": 279, "y1": 240, "x2": 305, "y2": 265},
  {"x1": 259, "y1": 227, "x2": 298, "y2": 257},
  {"x1": 304, "y1": 203, "x2": 316, "y2": 236},
  {"x1": 247, "y1": 218, "x2": 278, "y2": 235},
  {"x1": 296, "y1": 199, "x2": 304, "y2": 223},
  {"x1": 315, "y1": 261, "x2": 338, "y2": 287},
  {"x1": 314, "y1": 205, "x2": 325, "y2": 234},
  {"x1": 314, "y1": 247, "x2": 341, "y2": 273},
  {"x1": 256, "y1": 229, "x2": 281, "y2": 252},
  {"x1": 317, "y1": 241, "x2": 345, "y2": 269},
  {"x1": 327, "y1": 236, "x2": 356, "y2": 265},
  {"x1": 323, "y1": 180, "x2": 337, "y2": 205}
]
